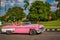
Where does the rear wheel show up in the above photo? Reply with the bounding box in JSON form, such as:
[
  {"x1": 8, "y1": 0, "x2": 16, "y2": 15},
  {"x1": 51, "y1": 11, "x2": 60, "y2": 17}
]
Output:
[
  {"x1": 29, "y1": 29, "x2": 37, "y2": 35},
  {"x1": 6, "y1": 31, "x2": 12, "y2": 35}
]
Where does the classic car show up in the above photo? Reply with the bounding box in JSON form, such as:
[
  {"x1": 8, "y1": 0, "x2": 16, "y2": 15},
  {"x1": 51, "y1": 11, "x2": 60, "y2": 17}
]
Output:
[{"x1": 1, "y1": 22, "x2": 45, "y2": 35}]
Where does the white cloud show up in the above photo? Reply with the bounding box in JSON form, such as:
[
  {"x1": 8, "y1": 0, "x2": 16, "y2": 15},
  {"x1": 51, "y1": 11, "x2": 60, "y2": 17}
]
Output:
[
  {"x1": 1, "y1": 0, "x2": 47, "y2": 7},
  {"x1": 1, "y1": 0, "x2": 24, "y2": 7},
  {"x1": 29, "y1": 0, "x2": 46, "y2": 3},
  {"x1": 50, "y1": 1, "x2": 58, "y2": 12},
  {"x1": 9, "y1": 0, "x2": 15, "y2": 6},
  {"x1": 17, "y1": 0, "x2": 24, "y2": 3},
  {"x1": 51, "y1": 1, "x2": 58, "y2": 5},
  {"x1": 51, "y1": 6, "x2": 57, "y2": 12},
  {"x1": 5, "y1": 0, "x2": 15, "y2": 6},
  {"x1": 54, "y1": 1, "x2": 58, "y2": 4},
  {"x1": 29, "y1": 0, "x2": 35, "y2": 3},
  {"x1": 40, "y1": 0, "x2": 46, "y2": 2},
  {"x1": 1, "y1": 0, "x2": 5, "y2": 7},
  {"x1": 9, "y1": 0, "x2": 24, "y2": 6}
]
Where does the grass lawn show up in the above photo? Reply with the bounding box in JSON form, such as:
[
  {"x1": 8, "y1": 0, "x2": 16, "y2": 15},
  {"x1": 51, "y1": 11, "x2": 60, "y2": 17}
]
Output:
[
  {"x1": 0, "y1": 25, "x2": 2, "y2": 30},
  {"x1": 40, "y1": 20, "x2": 60, "y2": 28}
]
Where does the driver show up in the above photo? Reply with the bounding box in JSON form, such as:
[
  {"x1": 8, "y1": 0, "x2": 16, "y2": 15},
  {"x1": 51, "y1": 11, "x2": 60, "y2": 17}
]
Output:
[{"x1": 17, "y1": 22, "x2": 23, "y2": 26}]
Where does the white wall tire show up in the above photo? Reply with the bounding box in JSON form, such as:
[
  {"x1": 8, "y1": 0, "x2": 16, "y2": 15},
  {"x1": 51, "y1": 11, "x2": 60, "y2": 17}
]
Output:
[
  {"x1": 6, "y1": 31, "x2": 12, "y2": 35},
  {"x1": 29, "y1": 29, "x2": 37, "y2": 35}
]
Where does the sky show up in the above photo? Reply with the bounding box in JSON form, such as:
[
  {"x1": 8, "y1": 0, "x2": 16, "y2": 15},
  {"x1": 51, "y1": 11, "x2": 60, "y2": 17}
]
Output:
[{"x1": 0, "y1": 0, "x2": 58, "y2": 16}]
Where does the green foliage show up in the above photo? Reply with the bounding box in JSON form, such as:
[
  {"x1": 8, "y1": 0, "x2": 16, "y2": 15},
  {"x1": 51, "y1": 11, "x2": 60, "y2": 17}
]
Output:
[
  {"x1": 55, "y1": 10, "x2": 60, "y2": 18},
  {"x1": 24, "y1": 1, "x2": 29, "y2": 10},
  {"x1": 57, "y1": 2, "x2": 60, "y2": 18},
  {"x1": 55, "y1": 0, "x2": 60, "y2": 19},
  {"x1": 29, "y1": 1, "x2": 51, "y2": 22},
  {"x1": 0, "y1": 7, "x2": 26, "y2": 22},
  {"x1": 51, "y1": 12, "x2": 57, "y2": 20},
  {"x1": 57, "y1": 2, "x2": 60, "y2": 7},
  {"x1": 47, "y1": 12, "x2": 57, "y2": 20},
  {"x1": 0, "y1": 15, "x2": 6, "y2": 21}
]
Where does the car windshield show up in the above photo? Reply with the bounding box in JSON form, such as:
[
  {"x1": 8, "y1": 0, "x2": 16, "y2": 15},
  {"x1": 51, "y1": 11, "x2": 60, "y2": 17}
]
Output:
[{"x1": 23, "y1": 22, "x2": 31, "y2": 25}]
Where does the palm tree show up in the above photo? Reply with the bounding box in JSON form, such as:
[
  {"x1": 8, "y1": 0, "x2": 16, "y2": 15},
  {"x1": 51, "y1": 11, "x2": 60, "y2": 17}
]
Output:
[
  {"x1": 24, "y1": 1, "x2": 30, "y2": 20},
  {"x1": 24, "y1": 1, "x2": 29, "y2": 10}
]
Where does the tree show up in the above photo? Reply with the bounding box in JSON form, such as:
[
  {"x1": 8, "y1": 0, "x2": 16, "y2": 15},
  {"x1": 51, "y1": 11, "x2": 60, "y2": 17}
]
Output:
[
  {"x1": 56, "y1": 2, "x2": 60, "y2": 18},
  {"x1": 0, "y1": 14, "x2": 8, "y2": 22},
  {"x1": 55, "y1": 9, "x2": 60, "y2": 18},
  {"x1": 0, "y1": 7, "x2": 26, "y2": 22},
  {"x1": 24, "y1": 1, "x2": 29, "y2": 10},
  {"x1": 47, "y1": 12, "x2": 57, "y2": 20},
  {"x1": 55, "y1": 0, "x2": 60, "y2": 2},
  {"x1": 29, "y1": 1, "x2": 51, "y2": 22},
  {"x1": 55, "y1": 0, "x2": 60, "y2": 18}
]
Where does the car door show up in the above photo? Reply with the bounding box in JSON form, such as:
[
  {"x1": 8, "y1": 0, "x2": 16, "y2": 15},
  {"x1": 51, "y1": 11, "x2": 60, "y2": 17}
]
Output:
[{"x1": 14, "y1": 25, "x2": 30, "y2": 33}]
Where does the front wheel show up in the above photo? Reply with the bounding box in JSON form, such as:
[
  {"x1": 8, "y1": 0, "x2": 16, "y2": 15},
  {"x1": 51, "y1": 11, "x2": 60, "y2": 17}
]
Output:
[{"x1": 29, "y1": 29, "x2": 37, "y2": 35}]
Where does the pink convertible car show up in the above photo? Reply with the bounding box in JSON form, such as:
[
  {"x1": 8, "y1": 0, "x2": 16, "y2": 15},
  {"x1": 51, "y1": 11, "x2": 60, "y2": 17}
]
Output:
[{"x1": 1, "y1": 22, "x2": 45, "y2": 35}]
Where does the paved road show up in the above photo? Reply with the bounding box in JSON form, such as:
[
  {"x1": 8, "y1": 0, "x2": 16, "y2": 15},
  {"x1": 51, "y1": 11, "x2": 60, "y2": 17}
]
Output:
[{"x1": 0, "y1": 32, "x2": 60, "y2": 40}]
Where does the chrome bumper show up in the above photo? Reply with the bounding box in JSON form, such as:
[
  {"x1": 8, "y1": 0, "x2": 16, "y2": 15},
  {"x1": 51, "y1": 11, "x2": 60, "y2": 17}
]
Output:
[
  {"x1": 1, "y1": 28, "x2": 15, "y2": 33},
  {"x1": 37, "y1": 27, "x2": 45, "y2": 33}
]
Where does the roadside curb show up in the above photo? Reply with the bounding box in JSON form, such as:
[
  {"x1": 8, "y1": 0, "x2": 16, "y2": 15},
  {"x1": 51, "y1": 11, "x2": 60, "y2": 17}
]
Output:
[{"x1": 45, "y1": 28, "x2": 60, "y2": 31}]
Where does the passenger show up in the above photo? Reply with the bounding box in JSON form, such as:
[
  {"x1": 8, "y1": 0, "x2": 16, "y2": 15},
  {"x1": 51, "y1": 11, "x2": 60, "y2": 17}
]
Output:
[
  {"x1": 17, "y1": 22, "x2": 23, "y2": 26},
  {"x1": 13, "y1": 22, "x2": 17, "y2": 26}
]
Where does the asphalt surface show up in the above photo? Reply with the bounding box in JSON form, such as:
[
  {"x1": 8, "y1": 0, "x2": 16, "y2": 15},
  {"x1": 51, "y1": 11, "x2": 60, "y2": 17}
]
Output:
[{"x1": 0, "y1": 31, "x2": 60, "y2": 40}]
